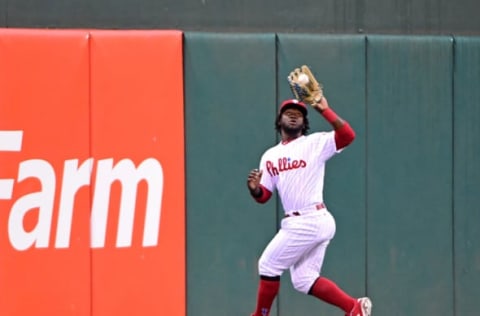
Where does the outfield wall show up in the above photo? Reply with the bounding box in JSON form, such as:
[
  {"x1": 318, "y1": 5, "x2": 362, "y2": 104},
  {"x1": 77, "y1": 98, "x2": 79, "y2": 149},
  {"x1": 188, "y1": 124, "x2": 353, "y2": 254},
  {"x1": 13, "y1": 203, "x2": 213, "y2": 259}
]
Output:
[{"x1": 1, "y1": 29, "x2": 479, "y2": 316}]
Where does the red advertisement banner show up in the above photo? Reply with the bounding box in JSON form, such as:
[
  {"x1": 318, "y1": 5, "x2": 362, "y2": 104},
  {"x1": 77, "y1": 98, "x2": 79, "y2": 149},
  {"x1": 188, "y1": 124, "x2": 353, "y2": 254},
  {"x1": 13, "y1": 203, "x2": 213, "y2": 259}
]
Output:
[{"x1": 0, "y1": 29, "x2": 185, "y2": 316}]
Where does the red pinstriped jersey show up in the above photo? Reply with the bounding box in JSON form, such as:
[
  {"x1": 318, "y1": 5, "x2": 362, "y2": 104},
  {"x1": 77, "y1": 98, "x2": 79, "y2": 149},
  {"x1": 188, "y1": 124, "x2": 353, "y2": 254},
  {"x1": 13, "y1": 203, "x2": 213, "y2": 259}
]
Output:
[{"x1": 258, "y1": 131, "x2": 342, "y2": 213}]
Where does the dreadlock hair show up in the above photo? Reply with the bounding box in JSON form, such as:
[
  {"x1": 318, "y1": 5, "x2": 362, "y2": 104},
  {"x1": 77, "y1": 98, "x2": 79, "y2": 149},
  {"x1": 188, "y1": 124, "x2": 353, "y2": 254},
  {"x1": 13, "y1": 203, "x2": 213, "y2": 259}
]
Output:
[{"x1": 275, "y1": 111, "x2": 310, "y2": 135}]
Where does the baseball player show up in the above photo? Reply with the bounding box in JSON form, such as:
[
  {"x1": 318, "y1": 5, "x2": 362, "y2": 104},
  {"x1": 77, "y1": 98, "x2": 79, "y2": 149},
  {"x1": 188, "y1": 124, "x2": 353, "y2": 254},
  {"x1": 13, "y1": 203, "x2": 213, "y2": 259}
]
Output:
[{"x1": 246, "y1": 97, "x2": 372, "y2": 316}]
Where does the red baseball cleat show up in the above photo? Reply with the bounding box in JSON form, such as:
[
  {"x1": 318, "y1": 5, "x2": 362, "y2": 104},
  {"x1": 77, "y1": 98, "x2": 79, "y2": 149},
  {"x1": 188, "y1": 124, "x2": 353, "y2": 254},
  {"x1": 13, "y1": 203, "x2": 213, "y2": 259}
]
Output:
[{"x1": 346, "y1": 297, "x2": 372, "y2": 316}]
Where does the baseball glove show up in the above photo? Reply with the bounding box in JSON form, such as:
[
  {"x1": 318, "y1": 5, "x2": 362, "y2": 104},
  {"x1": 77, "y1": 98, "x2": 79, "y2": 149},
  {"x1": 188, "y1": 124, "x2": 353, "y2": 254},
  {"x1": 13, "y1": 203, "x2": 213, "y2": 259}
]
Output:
[{"x1": 287, "y1": 65, "x2": 323, "y2": 105}]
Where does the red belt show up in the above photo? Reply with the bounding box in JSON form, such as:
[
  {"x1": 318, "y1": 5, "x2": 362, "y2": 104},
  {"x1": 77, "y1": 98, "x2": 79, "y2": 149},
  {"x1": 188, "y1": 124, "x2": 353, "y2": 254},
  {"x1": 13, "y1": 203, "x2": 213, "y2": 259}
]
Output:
[{"x1": 284, "y1": 203, "x2": 326, "y2": 217}]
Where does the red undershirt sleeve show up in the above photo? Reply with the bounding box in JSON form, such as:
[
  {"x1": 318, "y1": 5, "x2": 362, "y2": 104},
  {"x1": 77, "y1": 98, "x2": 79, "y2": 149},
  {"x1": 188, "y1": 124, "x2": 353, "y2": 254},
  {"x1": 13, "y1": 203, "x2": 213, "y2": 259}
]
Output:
[
  {"x1": 334, "y1": 122, "x2": 355, "y2": 149},
  {"x1": 254, "y1": 184, "x2": 272, "y2": 203},
  {"x1": 321, "y1": 108, "x2": 356, "y2": 150}
]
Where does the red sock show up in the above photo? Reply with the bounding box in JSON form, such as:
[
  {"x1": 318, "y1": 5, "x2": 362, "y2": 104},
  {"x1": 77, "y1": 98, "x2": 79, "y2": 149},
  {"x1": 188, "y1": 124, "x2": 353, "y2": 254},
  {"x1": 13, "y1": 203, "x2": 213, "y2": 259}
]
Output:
[
  {"x1": 252, "y1": 278, "x2": 280, "y2": 316},
  {"x1": 309, "y1": 277, "x2": 356, "y2": 312}
]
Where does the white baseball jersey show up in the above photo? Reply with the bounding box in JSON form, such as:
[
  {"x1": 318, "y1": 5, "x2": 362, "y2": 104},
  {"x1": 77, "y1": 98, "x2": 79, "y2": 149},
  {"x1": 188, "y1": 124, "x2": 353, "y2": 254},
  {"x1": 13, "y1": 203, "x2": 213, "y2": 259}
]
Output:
[{"x1": 259, "y1": 131, "x2": 341, "y2": 213}]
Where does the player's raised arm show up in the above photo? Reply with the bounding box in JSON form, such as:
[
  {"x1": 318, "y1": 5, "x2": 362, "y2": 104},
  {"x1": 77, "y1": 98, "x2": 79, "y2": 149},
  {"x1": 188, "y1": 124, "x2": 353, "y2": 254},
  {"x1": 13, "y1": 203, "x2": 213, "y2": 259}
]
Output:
[
  {"x1": 311, "y1": 97, "x2": 355, "y2": 150},
  {"x1": 287, "y1": 65, "x2": 355, "y2": 150}
]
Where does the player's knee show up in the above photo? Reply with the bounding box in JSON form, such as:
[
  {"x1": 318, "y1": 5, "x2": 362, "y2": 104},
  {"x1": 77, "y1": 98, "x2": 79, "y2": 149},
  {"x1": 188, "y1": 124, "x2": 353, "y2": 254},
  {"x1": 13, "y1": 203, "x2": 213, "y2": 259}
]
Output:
[
  {"x1": 258, "y1": 255, "x2": 280, "y2": 276},
  {"x1": 258, "y1": 255, "x2": 271, "y2": 276},
  {"x1": 291, "y1": 274, "x2": 316, "y2": 294}
]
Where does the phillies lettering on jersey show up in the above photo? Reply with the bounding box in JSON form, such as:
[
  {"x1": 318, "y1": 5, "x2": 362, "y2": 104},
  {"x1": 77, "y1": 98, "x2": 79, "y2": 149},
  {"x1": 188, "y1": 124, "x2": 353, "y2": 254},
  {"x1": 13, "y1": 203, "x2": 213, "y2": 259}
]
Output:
[
  {"x1": 265, "y1": 157, "x2": 307, "y2": 176},
  {"x1": 259, "y1": 132, "x2": 340, "y2": 212}
]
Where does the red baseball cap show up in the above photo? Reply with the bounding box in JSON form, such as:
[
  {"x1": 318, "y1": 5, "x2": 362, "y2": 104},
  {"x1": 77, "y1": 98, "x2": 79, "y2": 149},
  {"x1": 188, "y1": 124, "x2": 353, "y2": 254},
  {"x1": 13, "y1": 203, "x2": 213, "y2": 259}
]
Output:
[{"x1": 279, "y1": 99, "x2": 308, "y2": 116}]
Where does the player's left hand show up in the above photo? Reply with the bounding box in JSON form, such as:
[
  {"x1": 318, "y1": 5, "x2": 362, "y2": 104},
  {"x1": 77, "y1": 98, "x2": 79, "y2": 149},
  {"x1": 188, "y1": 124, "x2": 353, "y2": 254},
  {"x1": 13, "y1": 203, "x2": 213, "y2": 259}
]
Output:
[
  {"x1": 287, "y1": 65, "x2": 323, "y2": 106},
  {"x1": 311, "y1": 96, "x2": 330, "y2": 112}
]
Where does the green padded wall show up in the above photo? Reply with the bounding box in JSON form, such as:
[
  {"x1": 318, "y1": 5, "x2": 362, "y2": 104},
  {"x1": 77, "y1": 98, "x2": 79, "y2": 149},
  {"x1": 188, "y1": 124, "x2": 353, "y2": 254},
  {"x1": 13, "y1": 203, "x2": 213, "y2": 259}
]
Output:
[
  {"x1": 184, "y1": 33, "x2": 478, "y2": 316},
  {"x1": 453, "y1": 36, "x2": 480, "y2": 316},
  {"x1": 4, "y1": 0, "x2": 480, "y2": 34},
  {"x1": 366, "y1": 35, "x2": 454, "y2": 315},
  {"x1": 0, "y1": 0, "x2": 5, "y2": 25},
  {"x1": 276, "y1": 34, "x2": 367, "y2": 315},
  {"x1": 184, "y1": 32, "x2": 278, "y2": 316}
]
